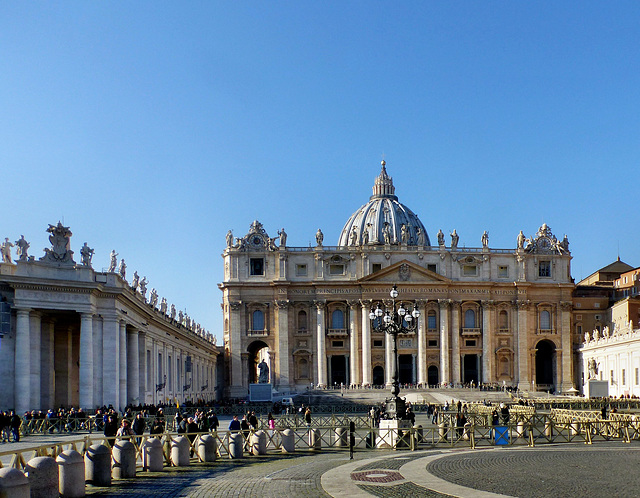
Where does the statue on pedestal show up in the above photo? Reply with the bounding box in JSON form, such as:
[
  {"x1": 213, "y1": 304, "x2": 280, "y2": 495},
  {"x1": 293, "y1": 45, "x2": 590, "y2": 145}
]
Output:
[
  {"x1": 139, "y1": 277, "x2": 148, "y2": 299},
  {"x1": 118, "y1": 259, "x2": 126, "y2": 279},
  {"x1": 170, "y1": 304, "x2": 176, "y2": 321},
  {"x1": 149, "y1": 288, "x2": 158, "y2": 307},
  {"x1": 1, "y1": 238, "x2": 13, "y2": 263},
  {"x1": 383, "y1": 224, "x2": 391, "y2": 245},
  {"x1": 108, "y1": 250, "x2": 118, "y2": 272},
  {"x1": 178, "y1": 310, "x2": 184, "y2": 324},
  {"x1": 481, "y1": 231, "x2": 489, "y2": 248},
  {"x1": 400, "y1": 224, "x2": 409, "y2": 244},
  {"x1": 450, "y1": 229, "x2": 459, "y2": 248},
  {"x1": 80, "y1": 242, "x2": 94, "y2": 267},
  {"x1": 40, "y1": 222, "x2": 75, "y2": 264},
  {"x1": 416, "y1": 227, "x2": 425, "y2": 246},
  {"x1": 587, "y1": 358, "x2": 599, "y2": 380},
  {"x1": 350, "y1": 227, "x2": 358, "y2": 246},
  {"x1": 437, "y1": 229, "x2": 445, "y2": 247},
  {"x1": 277, "y1": 228, "x2": 287, "y2": 247},
  {"x1": 316, "y1": 228, "x2": 324, "y2": 246},
  {"x1": 226, "y1": 230, "x2": 233, "y2": 248},
  {"x1": 15, "y1": 235, "x2": 30, "y2": 262},
  {"x1": 257, "y1": 360, "x2": 269, "y2": 383},
  {"x1": 160, "y1": 297, "x2": 168, "y2": 314},
  {"x1": 131, "y1": 271, "x2": 140, "y2": 291},
  {"x1": 517, "y1": 230, "x2": 525, "y2": 249}
]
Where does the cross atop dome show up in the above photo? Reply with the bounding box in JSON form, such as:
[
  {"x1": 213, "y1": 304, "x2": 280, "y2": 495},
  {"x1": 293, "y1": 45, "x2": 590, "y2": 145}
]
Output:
[{"x1": 372, "y1": 160, "x2": 397, "y2": 199}]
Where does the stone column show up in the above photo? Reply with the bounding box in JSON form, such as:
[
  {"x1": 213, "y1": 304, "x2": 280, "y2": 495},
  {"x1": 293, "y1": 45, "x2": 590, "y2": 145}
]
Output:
[
  {"x1": 360, "y1": 301, "x2": 372, "y2": 387},
  {"x1": 29, "y1": 312, "x2": 42, "y2": 410},
  {"x1": 54, "y1": 326, "x2": 73, "y2": 408},
  {"x1": 102, "y1": 316, "x2": 120, "y2": 410},
  {"x1": 119, "y1": 320, "x2": 127, "y2": 408},
  {"x1": 516, "y1": 301, "x2": 530, "y2": 390},
  {"x1": 439, "y1": 300, "x2": 451, "y2": 385},
  {"x1": 482, "y1": 301, "x2": 493, "y2": 383},
  {"x1": 127, "y1": 328, "x2": 140, "y2": 405},
  {"x1": 229, "y1": 302, "x2": 244, "y2": 397},
  {"x1": 275, "y1": 300, "x2": 290, "y2": 391},
  {"x1": 79, "y1": 312, "x2": 94, "y2": 409},
  {"x1": 560, "y1": 302, "x2": 573, "y2": 391},
  {"x1": 40, "y1": 319, "x2": 55, "y2": 410},
  {"x1": 348, "y1": 302, "x2": 358, "y2": 388},
  {"x1": 93, "y1": 316, "x2": 103, "y2": 406},
  {"x1": 315, "y1": 302, "x2": 327, "y2": 388},
  {"x1": 417, "y1": 301, "x2": 427, "y2": 387},
  {"x1": 15, "y1": 309, "x2": 31, "y2": 415},
  {"x1": 451, "y1": 302, "x2": 461, "y2": 385},
  {"x1": 138, "y1": 333, "x2": 147, "y2": 403}
]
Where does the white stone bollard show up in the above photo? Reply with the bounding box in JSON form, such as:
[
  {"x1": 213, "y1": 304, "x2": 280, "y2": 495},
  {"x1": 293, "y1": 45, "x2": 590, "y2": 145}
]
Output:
[
  {"x1": 170, "y1": 437, "x2": 191, "y2": 466},
  {"x1": 308, "y1": 428, "x2": 321, "y2": 450},
  {"x1": 0, "y1": 468, "x2": 30, "y2": 498},
  {"x1": 56, "y1": 450, "x2": 85, "y2": 498},
  {"x1": 544, "y1": 420, "x2": 553, "y2": 438},
  {"x1": 84, "y1": 444, "x2": 111, "y2": 486},
  {"x1": 517, "y1": 421, "x2": 526, "y2": 439},
  {"x1": 142, "y1": 438, "x2": 164, "y2": 472},
  {"x1": 250, "y1": 430, "x2": 267, "y2": 455},
  {"x1": 228, "y1": 433, "x2": 244, "y2": 459},
  {"x1": 333, "y1": 427, "x2": 347, "y2": 447},
  {"x1": 26, "y1": 456, "x2": 58, "y2": 498},
  {"x1": 197, "y1": 434, "x2": 217, "y2": 462},
  {"x1": 281, "y1": 429, "x2": 295, "y2": 453},
  {"x1": 438, "y1": 421, "x2": 447, "y2": 441},
  {"x1": 112, "y1": 440, "x2": 136, "y2": 479},
  {"x1": 414, "y1": 425, "x2": 423, "y2": 444}
]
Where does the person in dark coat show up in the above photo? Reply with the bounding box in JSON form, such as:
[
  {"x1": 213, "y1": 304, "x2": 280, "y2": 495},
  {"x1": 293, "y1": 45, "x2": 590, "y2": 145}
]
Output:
[
  {"x1": 103, "y1": 414, "x2": 118, "y2": 447},
  {"x1": 149, "y1": 418, "x2": 165, "y2": 435},
  {"x1": 186, "y1": 417, "x2": 199, "y2": 456},
  {"x1": 9, "y1": 412, "x2": 21, "y2": 442},
  {"x1": 132, "y1": 413, "x2": 146, "y2": 445}
]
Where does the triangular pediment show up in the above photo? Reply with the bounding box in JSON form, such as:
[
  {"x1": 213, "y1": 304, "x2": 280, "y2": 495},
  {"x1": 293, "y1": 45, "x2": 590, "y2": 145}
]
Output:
[{"x1": 359, "y1": 260, "x2": 451, "y2": 284}]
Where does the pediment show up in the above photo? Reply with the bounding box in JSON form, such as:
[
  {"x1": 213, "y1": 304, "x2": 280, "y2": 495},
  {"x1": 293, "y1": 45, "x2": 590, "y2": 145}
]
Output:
[{"x1": 359, "y1": 260, "x2": 451, "y2": 284}]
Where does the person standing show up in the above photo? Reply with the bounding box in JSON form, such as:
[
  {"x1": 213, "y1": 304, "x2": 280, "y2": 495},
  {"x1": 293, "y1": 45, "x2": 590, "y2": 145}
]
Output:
[
  {"x1": 304, "y1": 407, "x2": 312, "y2": 427},
  {"x1": 132, "y1": 413, "x2": 146, "y2": 445},
  {"x1": 9, "y1": 411, "x2": 21, "y2": 442},
  {"x1": 104, "y1": 414, "x2": 118, "y2": 447}
]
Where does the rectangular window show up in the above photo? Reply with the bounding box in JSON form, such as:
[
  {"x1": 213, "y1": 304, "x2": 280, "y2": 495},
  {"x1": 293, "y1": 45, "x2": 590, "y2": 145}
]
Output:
[
  {"x1": 296, "y1": 264, "x2": 307, "y2": 276},
  {"x1": 498, "y1": 266, "x2": 509, "y2": 278},
  {"x1": 250, "y1": 258, "x2": 264, "y2": 276},
  {"x1": 332, "y1": 340, "x2": 344, "y2": 348},
  {"x1": 594, "y1": 303, "x2": 600, "y2": 308},
  {"x1": 0, "y1": 301, "x2": 10, "y2": 336},
  {"x1": 427, "y1": 264, "x2": 437, "y2": 273},
  {"x1": 428, "y1": 339, "x2": 438, "y2": 347},
  {"x1": 427, "y1": 315, "x2": 437, "y2": 329},
  {"x1": 373, "y1": 339, "x2": 383, "y2": 347},
  {"x1": 329, "y1": 264, "x2": 345, "y2": 275},
  {"x1": 610, "y1": 370, "x2": 614, "y2": 385},
  {"x1": 575, "y1": 302, "x2": 582, "y2": 308},
  {"x1": 576, "y1": 314, "x2": 582, "y2": 320},
  {"x1": 539, "y1": 261, "x2": 551, "y2": 277},
  {"x1": 372, "y1": 263, "x2": 382, "y2": 273},
  {"x1": 463, "y1": 265, "x2": 477, "y2": 276},
  {"x1": 465, "y1": 339, "x2": 476, "y2": 347},
  {"x1": 577, "y1": 325, "x2": 582, "y2": 335},
  {"x1": 622, "y1": 369, "x2": 626, "y2": 385}
]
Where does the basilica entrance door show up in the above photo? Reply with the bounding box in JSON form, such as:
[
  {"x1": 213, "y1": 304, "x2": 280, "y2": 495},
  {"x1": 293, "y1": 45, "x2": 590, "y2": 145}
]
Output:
[
  {"x1": 330, "y1": 355, "x2": 347, "y2": 386},
  {"x1": 398, "y1": 354, "x2": 413, "y2": 384},
  {"x1": 535, "y1": 340, "x2": 556, "y2": 391},
  {"x1": 428, "y1": 365, "x2": 439, "y2": 386},
  {"x1": 463, "y1": 354, "x2": 479, "y2": 385},
  {"x1": 372, "y1": 366, "x2": 384, "y2": 386}
]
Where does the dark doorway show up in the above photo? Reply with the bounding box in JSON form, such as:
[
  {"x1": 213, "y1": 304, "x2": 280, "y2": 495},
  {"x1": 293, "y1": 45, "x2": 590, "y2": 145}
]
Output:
[
  {"x1": 330, "y1": 355, "x2": 347, "y2": 386},
  {"x1": 398, "y1": 354, "x2": 414, "y2": 384},
  {"x1": 463, "y1": 354, "x2": 479, "y2": 385},
  {"x1": 372, "y1": 366, "x2": 384, "y2": 386},
  {"x1": 247, "y1": 340, "x2": 269, "y2": 385},
  {"x1": 428, "y1": 365, "x2": 439, "y2": 386},
  {"x1": 535, "y1": 340, "x2": 556, "y2": 389}
]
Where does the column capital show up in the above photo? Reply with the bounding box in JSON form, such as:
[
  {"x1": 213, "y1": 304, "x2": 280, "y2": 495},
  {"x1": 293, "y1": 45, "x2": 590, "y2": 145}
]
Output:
[
  {"x1": 438, "y1": 299, "x2": 452, "y2": 309},
  {"x1": 346, "y1": 300, "x2": 359, "y2": 310},
  {"x1": 516, "y1": 300, "x2": 531, "y2": 310},
  {"x1": 229, "y1": 301, "x2": 242, "y2": 311},
  {"x1": 560, "y1": 301, "x2": 573, "y2": 312},
  {"x1": 313, "y1": 300, "x2": 326, "y2": 311},
  {"x1": 15, "y1": 307, "x2": 32, "y2": 316},
  {"x1": 274, "y1": 300, "x2": 290, "y2": 310},
  {"x1": 481, "y1": 300, "x2": 495, "y2": 310},
  {"x1": 359, "y1": 299, "x2": 373, "y2": 309}
]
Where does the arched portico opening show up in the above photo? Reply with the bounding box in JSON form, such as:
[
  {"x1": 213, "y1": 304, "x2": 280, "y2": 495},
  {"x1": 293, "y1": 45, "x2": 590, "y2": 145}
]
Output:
[
  {"x1": 535, "y1": 339, "x2": 557, "y2": 391},
  {"x1": 247, "y1": 340, "x2": 270, "y2": 385}
]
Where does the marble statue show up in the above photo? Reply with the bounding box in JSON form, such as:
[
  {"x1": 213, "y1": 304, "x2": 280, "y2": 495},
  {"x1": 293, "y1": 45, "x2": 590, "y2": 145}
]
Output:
[
  {"x1": 131, "y1": 271, "x2": 140, "y2": 291},
  {"x1": 559, "y1": 234, "x2": 570, "y2": 253},
  {"x1": 362, "y1": 227, "x2": 370, "y2": 245},
  {"x1": 383, "y1": 224, "x2": 391, "y2": 244},
  {"x1": 401, "y1": 224, "x2": 409, "y2": 244},
  {"x1": 350, "y1": 227, "x2": 358, "y2": 246},
  {"x1": 41, "y1": 222, "x2": 75, "y2": 264},
  {"x1": 15, "y1": 235, "x2": 30, "y2": 262},
  {"x1": 160, "y1": 297, "x2": 168, "y2": 314},
  {"x1": 588, "y1": 358, "x2": 599, "y2": 380},
  {"x1": 80, "y1": 242, "x2": 94, "y2": 267},
  {"x1": 517, "y1": 230, "x2": 525, "y2": 249},
  {"x1": 226, "y1": 230, "x2": 233, "y2": 248},
  {"x1": 416, "y1": 227, "x2": 425, "y2": 246},
  {"x1": 316, "y1": 228, "x2": 323, "y2": 246},
  {"x1": 593, "y1": 329, "x2": 600, "y2": 340},
  {"x1": 602, "y1": 326, "x2": 609, "y2": 338},
  {"x1": 139, "y1": 277, "x2": 148, "y2": 298},
  {"x1": 1, "y1": 238, "x2": 13, "y2": 263},
  {"x1": 257, "y1": 360, "x2": 269, "y2": 383},
  {"x1": 437, "y1": 229, "x2": 445, "y2": 247},
  {"x1": 185, "y1": 315, "x2": 191, "y2": 329},
  {"x1": 481, "y1": 231, "x2": 489, "y2": 248},
  {"x1": 118, "y1": 259, "x2": 126, "y2": 279},
  {"x1": 108, "y1": 250, "x2": 118, "y2": 272},
  {"x1": 277, "y1": 228, "x2": 287, "y2": 247},
  {"x1": 178, "y1": 310, "x2": 184, "y2": 324},
  {"x1": 212, "y1": 335, "x2": 217, "y2": 346},
  {"x1": 170, "y1": 304, "x2": 176, "y2": 320},
  {"x1": 149, "y1": 288, "x2": 158, "y2": 307},
  {"x1": 450, "y1": 229, "x2": 459, "y2": 248},
  {"x1": 584, "y1": 331, "x2": 590, "y2": 343}
]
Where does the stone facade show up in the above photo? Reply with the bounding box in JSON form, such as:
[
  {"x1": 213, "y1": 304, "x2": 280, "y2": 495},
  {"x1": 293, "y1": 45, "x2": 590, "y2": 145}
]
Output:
[
  {"x1": 220, "y1": 164, "x2": 575, "y2": 397},
  {"x1": 0, "y1": 224, "x2": 220, "y2": 413}
]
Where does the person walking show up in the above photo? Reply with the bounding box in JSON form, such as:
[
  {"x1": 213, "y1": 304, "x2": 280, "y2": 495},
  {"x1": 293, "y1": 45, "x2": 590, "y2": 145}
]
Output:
[
  {"x1": 304, "y1": 407, "x2": 312, "y2": 427},
  {"x1": 9, "y1": 411, "x2": 21, "y2": 442},
  {"x1": 132, "y1": 413, "x2": 146, "y2": 445},
  {"x1": 104, "y1": 414, "x2": 118, "y2": 447}
]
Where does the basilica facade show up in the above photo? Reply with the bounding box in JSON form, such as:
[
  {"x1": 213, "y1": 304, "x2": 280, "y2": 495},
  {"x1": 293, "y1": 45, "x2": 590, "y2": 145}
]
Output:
[{"x1": 220, "y1": 163, "x2": 575, "y2": 397}]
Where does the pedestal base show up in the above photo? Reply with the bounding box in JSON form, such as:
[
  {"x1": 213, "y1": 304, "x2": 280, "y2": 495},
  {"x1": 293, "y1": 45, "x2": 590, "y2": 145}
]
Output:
[
  {"x1": 376, "y1": 419, "x2": 412, "y2": 449},
  {"x1": 585, "y1": 380, "x2": 608, "y2": 398}
]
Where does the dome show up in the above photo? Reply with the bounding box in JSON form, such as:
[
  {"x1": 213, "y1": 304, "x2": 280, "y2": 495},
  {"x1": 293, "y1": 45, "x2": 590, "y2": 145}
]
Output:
[{"x1": 338, "y1": 162, "x2": 430, "y2": 247}]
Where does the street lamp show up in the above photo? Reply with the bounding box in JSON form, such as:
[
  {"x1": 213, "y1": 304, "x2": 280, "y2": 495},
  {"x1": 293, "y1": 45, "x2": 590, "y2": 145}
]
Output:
[{"x1": 370, "y1": 284, "x2": 420, "y2": 419}]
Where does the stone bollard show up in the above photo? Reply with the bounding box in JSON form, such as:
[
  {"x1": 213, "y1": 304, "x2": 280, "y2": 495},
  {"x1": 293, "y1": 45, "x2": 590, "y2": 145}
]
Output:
[
  {"x1": 250, "y1": 430, "x2": 267, "y2": 455},
  {"x1": 198, "y1": 434, "x2": 217, "y2": 462},
  {"x1": 143, "y1": 438, "x2": 164, "y2": 472},
  {"x1": 517, "y1": 421, "x2": 526, "y2": 439},
  {"x1": 438, "y1": 421, "x2": 447, "y2": 441},
  {"x1": 25, "y1": 456, "x2": 58, "y2": 498},
  {"x1": 333, "y1": 427, "x2": 347, "y2": 447},
  {"x1": 308, "y1": 428, "x2": 321, "y2": 451},
  {"x1": 0, "y1": 468, "x2": 30, "y2": 498},
  {"x1": 463, "y1": 422, "x2": 471, "y2": 441},
  {"x1": 84, "y1": 444, "x2": 111, "y2": 486},
  {"x1": 56, "y1": 450, "x2": 85, "y2": 498},
  {"x1": 112, "y1": 440, "x2": 136, "y2": 479},
  {"x1": 228, "y1": 433, "x2": 244, "y2": 459},
  {"x1": 281, "y1": 429, "x2": 295, "y2": 453},
  {"x1": 414, "y1": 425, "x2": 423, "y2": 444},
  {"x1": 544, "y1": 420, "x2": 553, "y2": 438},
  {"x1": 571, "y1": 420, "x2": 580, "y2": 436},
  {"x1": 171, "y1": 437, "x2": 191, "y2": 466}
]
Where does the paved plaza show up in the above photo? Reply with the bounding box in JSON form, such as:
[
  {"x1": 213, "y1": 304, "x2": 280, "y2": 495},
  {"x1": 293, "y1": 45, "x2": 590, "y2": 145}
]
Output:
[{"x1": 60, "y1": 441, "x2": 640, "y2": 497}]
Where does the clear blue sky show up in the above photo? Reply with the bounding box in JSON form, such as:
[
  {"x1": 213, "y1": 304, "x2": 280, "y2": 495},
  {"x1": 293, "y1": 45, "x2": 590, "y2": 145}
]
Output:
[{"x1": 2, "y1": 2, "x2": 639, "y2": 342}]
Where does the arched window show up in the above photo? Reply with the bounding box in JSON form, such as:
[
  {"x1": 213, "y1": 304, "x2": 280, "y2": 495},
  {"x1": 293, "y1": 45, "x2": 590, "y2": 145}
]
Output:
[
  {"x1": 331, "y1": 310, "x2": 344, "y2": 329},
  {"x1": 499, "y1": 310, "x2": 508, "y2": 329},
  {"x1": 297, "y1": 310, "x2": 308, "y2": 331},
  {"x1": 500, "y1": 357, "x2": 510, "y2": 376},
  {"x1": 540, "y1": 310, "x2": 551, "y2": 330},
  {"x1": 427, "y1": 310, "x2": 437, "y2": 330},
  {"x1": 464, "y1": 309, "x2": 476, "y2": 328},
  {"x1": 252, "y1": 310, "x2": 264, "y2": 331}
]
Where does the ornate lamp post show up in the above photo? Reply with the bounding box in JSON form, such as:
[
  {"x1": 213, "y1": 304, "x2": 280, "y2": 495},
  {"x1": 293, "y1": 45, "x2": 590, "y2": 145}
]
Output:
[{"x1": 370, "y1": 284, "x2": 420, "y2": 419}]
